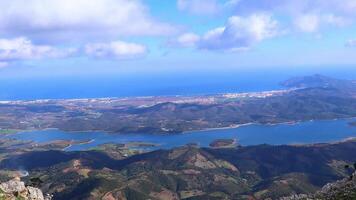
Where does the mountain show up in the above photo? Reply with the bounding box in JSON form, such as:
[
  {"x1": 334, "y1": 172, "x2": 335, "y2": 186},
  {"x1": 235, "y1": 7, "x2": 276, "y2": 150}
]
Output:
[
  {"x1": 281, "y1": 74, "x2": 356, "y2": 91},
  {"x1": 1, "y1": 140, "x2": 356, "y2": 200}
]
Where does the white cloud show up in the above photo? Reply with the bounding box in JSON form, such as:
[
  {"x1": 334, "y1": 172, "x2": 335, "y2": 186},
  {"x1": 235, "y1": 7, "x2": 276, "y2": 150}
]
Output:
[
  {"x1": 346, "y1": 39, "x2": 356, "y2": 47},
  {"x1": 169, "y1": 14, "x2": 279, "y2": 51},
  {"x1": 294, "y1": 14, "x2": 320, "y2": 33},
  {"x1": 0, "y1": 37, "x2": 77, "y2": 61},
  {"x1": 0, "y1": 0, "x2": 176, "y2": 41},
  {"x1": 176, "y1": 0, "x2": 246, "y2": 15},
  {"x1": 198, "y1": 14, "x2": 280, "y2": 51},
  {"x1": 0, "y1": 62, "x2": 8, "y2": 68},
  {"x1": 294, "y1": 13, "x2": 351, "y2": 33},
  {"x1": 169, "y1": 33, "x2": 201, "y2": 47},
  {"x1": 180, "y1": 0, "x2": 356, "y2": 35},
  {"x1": 230, "y1": 0, "x2": 356, "y2": 16},
  {"x1": 177, "y1": 0, "x2": 221, "y2": 15},
  {"x1": 323, "y1": 14, "x2": 350, "y2": 27},
  {"x1": 229, "y1": 0, "x2": 356, "y2": 32},
  {"x1": 0, "y1": 37, "x2": 148, "y2": 63},
  {"x1": 85, "y1": 41, "x2": 147, "y2": 59}
]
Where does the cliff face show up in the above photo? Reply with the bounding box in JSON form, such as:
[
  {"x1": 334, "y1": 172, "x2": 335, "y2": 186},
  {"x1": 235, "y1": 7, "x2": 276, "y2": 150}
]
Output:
[{"x1": 0, "y1": 178, "x2": 50, "y2": 200}]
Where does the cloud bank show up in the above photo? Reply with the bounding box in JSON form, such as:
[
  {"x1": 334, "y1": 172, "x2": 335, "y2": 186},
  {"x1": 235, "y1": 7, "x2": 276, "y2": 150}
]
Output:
[
  {"x1": 0, "y1": 37, "x2": 77, "y2": 65},
  {"x1": 230, "y1": 0, "x2": 354, "y2": 32},
  {"x1": 0, "y1": 0, "x2": 355, "y2": 67},
  {"x1": 0, "y1": 37, "x2": 148, "y2": 66},
  {"x1": 0, "y1": 0, "x2": 176, "y2": 41},
  {"x1": 178, "y1": 0, "x2": 354, "y2": 33},
  {"x1": 173, "y1": 14, "x2": 280, "y2": 51}
]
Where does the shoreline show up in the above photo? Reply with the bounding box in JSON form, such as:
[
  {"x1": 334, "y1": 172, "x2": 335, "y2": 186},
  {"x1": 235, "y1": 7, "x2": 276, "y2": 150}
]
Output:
[
  {"x1": 182, "y1": 123, "x2": 255, "y2": 134},
  {"x1": 62, "y1": 139, "x2": 95, "y2": 151},
  {"x1": 183, "y1": 116, "x2": 356, "y2": 134},
  {"x1": 0, "y1": 88, "x2": 294, "y2": 103},
  {"x1": 4, "y1": 116, "x2": 356, "y2": 137}
]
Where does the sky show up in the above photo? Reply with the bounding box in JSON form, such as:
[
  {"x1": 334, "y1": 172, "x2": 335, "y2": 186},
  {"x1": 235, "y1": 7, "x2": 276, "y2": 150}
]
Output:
[{"x1": 0, "y1": 0, "x2": 356, "y2": 79}]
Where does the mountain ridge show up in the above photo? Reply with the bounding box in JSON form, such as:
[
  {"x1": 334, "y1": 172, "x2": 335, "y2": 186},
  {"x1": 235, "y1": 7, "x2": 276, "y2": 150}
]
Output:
[{"x1": 1, "y1": 139, "x2": 356, "y2": 199}]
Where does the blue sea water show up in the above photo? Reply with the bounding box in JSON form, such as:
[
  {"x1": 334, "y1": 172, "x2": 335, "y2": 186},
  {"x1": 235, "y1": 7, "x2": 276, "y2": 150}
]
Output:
[
  {"x1": 0, "y1": 66, "x2": 355, "y2": 100},
  {"x1": 6, "y1": 119, "x2": 356, "y2": 151}
]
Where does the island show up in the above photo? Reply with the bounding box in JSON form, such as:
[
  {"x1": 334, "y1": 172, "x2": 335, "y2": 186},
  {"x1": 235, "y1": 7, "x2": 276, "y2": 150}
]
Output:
[{"x1": 209, "y1": 138, "x2": 238, "y2": 148}]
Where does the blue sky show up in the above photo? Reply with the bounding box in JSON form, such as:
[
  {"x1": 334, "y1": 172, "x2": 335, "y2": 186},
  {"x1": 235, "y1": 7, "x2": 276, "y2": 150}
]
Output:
[{"x1": 0, "y1": 0, "x2": 356, "y2": 78}]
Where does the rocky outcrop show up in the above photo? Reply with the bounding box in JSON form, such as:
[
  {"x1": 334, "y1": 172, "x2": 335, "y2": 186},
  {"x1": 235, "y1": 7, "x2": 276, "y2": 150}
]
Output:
[
  {"x1": 0, "y1": 178, "x2": 50, "y2": 200},
  {"x1": 280, "y1": 172, "x2": 356, "y2": 200}
]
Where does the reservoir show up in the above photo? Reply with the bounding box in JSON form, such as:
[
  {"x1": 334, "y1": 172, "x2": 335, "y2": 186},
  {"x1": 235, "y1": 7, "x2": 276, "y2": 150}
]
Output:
[{"x1": 5, "y1": 118, "x2": 356, "y2": 151}]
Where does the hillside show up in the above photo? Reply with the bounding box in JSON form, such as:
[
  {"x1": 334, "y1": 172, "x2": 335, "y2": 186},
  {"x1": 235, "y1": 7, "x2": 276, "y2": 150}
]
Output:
[
  {"x1": 281, "y1": 74, "x2": 355, "y2": 91},
  {"x1": 1, "y1": 139, "x2": 356, "y2": 199},
  {"x1": 282, "y1": 172, "x2": 356, "y2": 200}
]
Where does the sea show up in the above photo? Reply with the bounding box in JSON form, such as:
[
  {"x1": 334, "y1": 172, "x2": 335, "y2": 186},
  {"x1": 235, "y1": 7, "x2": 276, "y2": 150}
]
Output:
[
  {"x1": 0, "y1": 66, "x2": 355, "y2": 100},
  {"x1": 1, "y1": 66, "x2": 356, "y2": 150}
]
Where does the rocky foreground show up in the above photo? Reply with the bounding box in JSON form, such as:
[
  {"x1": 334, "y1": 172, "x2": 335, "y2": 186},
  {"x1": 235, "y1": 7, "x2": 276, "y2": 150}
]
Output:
[
  {"x1": 0, "y1": 178, "x2": 51, "y2": 200},
  {"x1": 281, "y1": 172, "x2": 356, "y2": 200},
  {"x1": 1, "y1": 173, "x2": 355, "y2": 200}
]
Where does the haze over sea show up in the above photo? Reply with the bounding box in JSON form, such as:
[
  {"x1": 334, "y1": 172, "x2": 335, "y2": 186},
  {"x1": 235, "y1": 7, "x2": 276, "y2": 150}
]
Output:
[{"x1": 0, "y1": 66, "x2": 355, "y2": 101}]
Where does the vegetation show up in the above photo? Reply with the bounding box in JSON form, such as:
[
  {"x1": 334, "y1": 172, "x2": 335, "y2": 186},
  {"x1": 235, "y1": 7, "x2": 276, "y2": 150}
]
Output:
[
  {"x1": 0, "y1": 129, "x2": 18, "y2": 135},
  {"x1": 1, "y1": 139, "x2": 356, "y2": 199},
  {"x1": 209, "y1": 139, "x2": 237, "y2": 148},
  {"x1": 0, "y1": 189, "x2": 5, "y2": 200}
]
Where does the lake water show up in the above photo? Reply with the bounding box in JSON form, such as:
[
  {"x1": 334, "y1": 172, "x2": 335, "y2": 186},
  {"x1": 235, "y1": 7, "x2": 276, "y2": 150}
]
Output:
[{"x1": 6, "y1": 118, "x2": 356, "y2": 151}]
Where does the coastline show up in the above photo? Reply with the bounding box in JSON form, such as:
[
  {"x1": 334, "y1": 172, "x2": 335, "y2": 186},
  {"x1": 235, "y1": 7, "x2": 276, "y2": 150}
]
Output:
[
  {"x1": 4, "y1": 116, "x2": 356, "y2": 137},
  {"x1": 0, "y1": 88, "x2": 293, "y2": 103}
]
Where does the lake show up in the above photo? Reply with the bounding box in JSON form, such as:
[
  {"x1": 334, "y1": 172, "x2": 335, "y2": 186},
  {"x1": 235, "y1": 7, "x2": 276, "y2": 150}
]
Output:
[{"x1": 5, "y1": 118, "x2": 356, "y2": 151}]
